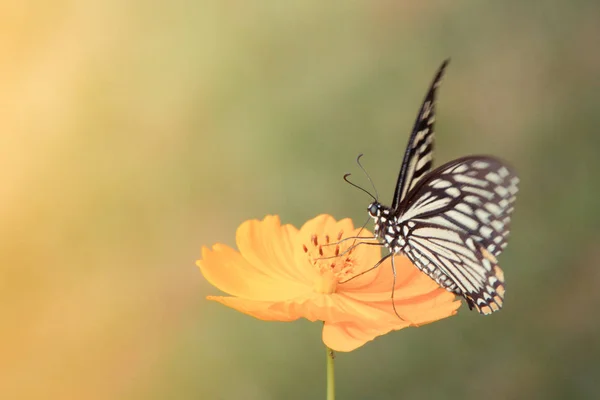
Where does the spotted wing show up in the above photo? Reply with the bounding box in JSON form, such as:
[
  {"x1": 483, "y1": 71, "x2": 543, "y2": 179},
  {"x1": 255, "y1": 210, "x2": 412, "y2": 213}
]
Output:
[
  {"x1": 397, "y1": 156, "x2": 519, "y2": 314},
  {"x1": 403, "y1": 223, "x2": 506, "y2": 314},
  {"x1": 391, "y1": 59, "x2": 450, "y2": 210},
  {"x1": 398, "y1": 156, "x2": 519, "y2": 257}
]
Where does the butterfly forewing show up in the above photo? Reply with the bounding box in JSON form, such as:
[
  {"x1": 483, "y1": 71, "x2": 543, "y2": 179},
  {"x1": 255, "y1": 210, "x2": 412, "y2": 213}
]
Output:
[
  {"x1": 391, "y1": 59, "x2": 449, "y2": 210},
  {"x1": 398, "y1": 156, "x2": 519, "y2": 258}
]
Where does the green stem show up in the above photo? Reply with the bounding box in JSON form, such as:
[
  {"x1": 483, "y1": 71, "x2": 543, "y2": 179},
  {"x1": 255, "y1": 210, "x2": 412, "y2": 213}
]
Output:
[{"x1": 326, "y1": 347, "x2": 335, "y2": 400}]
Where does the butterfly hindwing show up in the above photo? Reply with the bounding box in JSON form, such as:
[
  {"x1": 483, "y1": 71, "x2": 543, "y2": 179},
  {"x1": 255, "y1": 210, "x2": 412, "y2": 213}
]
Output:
[
  {"x1": 391, "y1": 59, "x2": 449, "y2": 210},
  {"x1": 402, "y1": 222, "x2": 506, "y2": 315}
]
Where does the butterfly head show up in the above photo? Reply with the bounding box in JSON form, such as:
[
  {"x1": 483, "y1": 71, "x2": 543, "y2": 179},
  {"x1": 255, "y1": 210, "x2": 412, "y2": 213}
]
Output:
[
  {"x1": 367, "y1": 202, "x2": 382, "y2": 218},
  {"x1": 367, "y1": 202, "x2": 393, "y2": 239}
]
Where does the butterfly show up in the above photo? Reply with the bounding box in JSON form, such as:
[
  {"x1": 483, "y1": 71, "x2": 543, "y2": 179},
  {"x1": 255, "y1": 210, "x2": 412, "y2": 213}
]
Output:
[{"x1": 361, "y1": 60, "x2": 519, "y2": 315}]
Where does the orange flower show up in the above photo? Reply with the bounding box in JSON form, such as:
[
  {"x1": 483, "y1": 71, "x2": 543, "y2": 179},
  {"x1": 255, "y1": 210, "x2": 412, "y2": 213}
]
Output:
[{"x1": 197, "y1": 214, "x2": 461, "y2": 352}]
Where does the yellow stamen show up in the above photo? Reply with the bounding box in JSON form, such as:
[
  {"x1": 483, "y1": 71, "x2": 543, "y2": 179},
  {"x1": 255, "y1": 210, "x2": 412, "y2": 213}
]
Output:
[{"x1": 304, "y1": 233, "x2": 356, "y2": 294}]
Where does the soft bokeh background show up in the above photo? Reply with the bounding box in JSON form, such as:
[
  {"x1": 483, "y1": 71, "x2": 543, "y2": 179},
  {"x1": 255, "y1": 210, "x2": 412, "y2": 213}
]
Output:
[{"x1": 2, "y1": 1, "x2": 599, "y2": 399}]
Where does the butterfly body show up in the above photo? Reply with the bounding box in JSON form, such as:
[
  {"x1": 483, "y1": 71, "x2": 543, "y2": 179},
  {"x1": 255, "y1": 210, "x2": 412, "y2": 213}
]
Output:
[
  {"x1": 369, "y1": 201, "x2": 463, "y2": 295},
  {"x1": 364, "y1": 60, "x2": 519, "y2": 315},
  {"x1": 369, "y1": 203, "x2": 407, "y2": 253}
]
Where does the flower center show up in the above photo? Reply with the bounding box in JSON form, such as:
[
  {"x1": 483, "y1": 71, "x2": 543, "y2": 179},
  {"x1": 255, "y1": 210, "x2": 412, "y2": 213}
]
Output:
[{"x1": 302, "y1": 231, "x2": 356, "y2": 294}]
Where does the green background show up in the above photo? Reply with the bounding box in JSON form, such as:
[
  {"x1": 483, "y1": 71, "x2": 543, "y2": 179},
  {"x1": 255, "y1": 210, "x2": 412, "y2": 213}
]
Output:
[{"x1": 2, "y1": 1, "x2": 600, "y2": 399}]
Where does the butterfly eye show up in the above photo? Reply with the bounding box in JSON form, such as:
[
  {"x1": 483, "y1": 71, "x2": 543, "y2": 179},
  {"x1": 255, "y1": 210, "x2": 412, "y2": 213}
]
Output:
[{"x1": 368, "y1": 203, "x2": 379, "y2": 216}]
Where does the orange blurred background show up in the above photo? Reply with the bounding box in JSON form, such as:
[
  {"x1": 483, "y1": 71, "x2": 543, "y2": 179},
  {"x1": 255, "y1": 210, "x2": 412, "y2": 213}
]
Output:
[{"x1": 2, "y1": 1, "x2": 600, "y2": 399}]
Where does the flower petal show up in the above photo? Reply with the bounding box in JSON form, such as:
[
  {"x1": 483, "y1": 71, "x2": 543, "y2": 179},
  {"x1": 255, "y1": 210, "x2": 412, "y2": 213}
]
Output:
[
  {"x1": 366, "y1": 289, "x2": 461, "y2": 325},
  {"x1": 236, "y1": 216, "x2": 311, "y2": 285},
  {"x1": 197, "y1": 244, "x2": 306, "y2": 301},
  {"x1": 266, "y1": 292, "x2": 396, "y2": 324},
  {"x1": 207, "y1": 296, "x2": 301, "y2": 321},
  {"x1": 322, "y1": 291, "x2": 459, "y2": 352},
  {"x1": 342, "y1": 254, "x2": 418, "y2": 295},
  {"x1": 297, "y1": 214, "x2": 353, "y2": 242},
  {"x1": 210, "y1": 288, "x2": 411, "y2": 326},
  {"x1": 343, "y1": 258, "x2": 461, "y2": 324},
  {"x1": 266, "y1": 294, "x2": 349, "y2": 322},
  {"x1": 293, "y1": 215, "x2": 355, "y2": 263},
  {"x1": 322, "y1": 318, "x2": 410, "y2": 352}
]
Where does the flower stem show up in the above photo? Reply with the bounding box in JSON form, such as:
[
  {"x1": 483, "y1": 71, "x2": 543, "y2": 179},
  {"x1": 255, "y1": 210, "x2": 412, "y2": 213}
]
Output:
[{"x1": 326, "y1": 347, "x2": 335, "y2": 400}]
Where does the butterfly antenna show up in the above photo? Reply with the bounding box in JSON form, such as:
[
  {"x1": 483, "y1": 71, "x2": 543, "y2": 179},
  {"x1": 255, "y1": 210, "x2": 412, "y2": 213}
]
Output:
[
  {"x1": 343, "y1": 173, "x2": 376, "y2": 201},
  {"x1": 356, "y1": 154, "x2": 379, "y2": 201}
]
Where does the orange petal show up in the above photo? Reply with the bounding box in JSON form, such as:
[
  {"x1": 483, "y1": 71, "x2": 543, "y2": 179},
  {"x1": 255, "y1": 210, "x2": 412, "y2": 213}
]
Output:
[
  {"x1": 207, "y1": 296, "x2": 302, "y2": 321},
  {"x1": 359, "y1": 281, "x2": 461, "y2": 325},
  {"x1": 209, "y1": 289, "x2": 408, "y2": 325},
  {"x1": 265, "y1": 292, "x2": 394, "y2": 324},
  {"x1": 236, "y1": 216, "x2": 311, "y2": 285},
  {"x1": 343, "y1": 256, "x2": 442, "y2": 303},
  {"x1": 353, "y1": 284, "x2": 460, "y2": 323},
  {"x1": 297, "y1": 214, "x2": 354, "y2": 242},
  {"x1": 379, "y1": 290, "x2": 461, "y2": 325},
  {"x1": 207, "y1": 292, "x2": 397, "y2": 324},
  {"x1": 293, "y1": 215, "x2": 355, "y2": 261},
  {"x1": 265, "y1": 294, "x2": 350, "y2": 323},
  {"x1": 322, "y1": 318, "x2": 411, "y2": 352},
  {"x1": 322, "y1": 290, "x2": 459, "y2": 352},
  {"x1": 343, "y1": 254, "x2": 417, "y2": 294},
  {"x1": 197, "y1": 244, "x2": 307, "y2": 301}
]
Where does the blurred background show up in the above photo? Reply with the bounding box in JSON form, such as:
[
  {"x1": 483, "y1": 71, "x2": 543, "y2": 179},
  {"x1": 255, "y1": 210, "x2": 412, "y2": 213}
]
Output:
[{"x1": 2, "y1": 1, "x2": 599, "y2": 399}]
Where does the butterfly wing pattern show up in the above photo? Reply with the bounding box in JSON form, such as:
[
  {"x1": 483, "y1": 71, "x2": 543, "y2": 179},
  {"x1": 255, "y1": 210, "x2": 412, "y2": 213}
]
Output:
[
  {"x1": 391, "y1": 59, "x2": 448, "y2": 210},
  {"x1": 398, "y1": 156, "x2": 518, "y2": 314},
  {"x1": 366, "y1": 61, "x2": 519, "y2": 315}
]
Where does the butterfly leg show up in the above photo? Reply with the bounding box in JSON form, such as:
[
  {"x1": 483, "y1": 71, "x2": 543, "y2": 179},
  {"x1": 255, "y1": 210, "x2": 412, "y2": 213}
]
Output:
[
  {"x1": 390, "y1": 254, "x2": 404, "y2": 320},
  {"x1": 323, "y1": 235, "x2": 380, "y2": 247},
  {"x1": 466, "y1": 297, "x2": 475, "y2": 310},
  {"x1": 339, "y1": 253, "x2": 392, "y2": 284},
  {"x1": 316, "y1": 240, "x2": 383, "y2": 262}
]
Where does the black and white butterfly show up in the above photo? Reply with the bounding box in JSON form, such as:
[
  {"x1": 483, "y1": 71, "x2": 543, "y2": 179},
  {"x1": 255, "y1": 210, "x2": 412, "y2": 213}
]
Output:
[{"x1": 358, "y1": 60, "x2": 519, "y2": 315}]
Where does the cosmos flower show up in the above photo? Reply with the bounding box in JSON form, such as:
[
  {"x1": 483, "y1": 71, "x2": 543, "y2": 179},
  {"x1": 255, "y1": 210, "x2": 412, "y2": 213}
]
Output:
[{"x1": 197, "y1": 214, "x2": 460, "y2": 352}]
